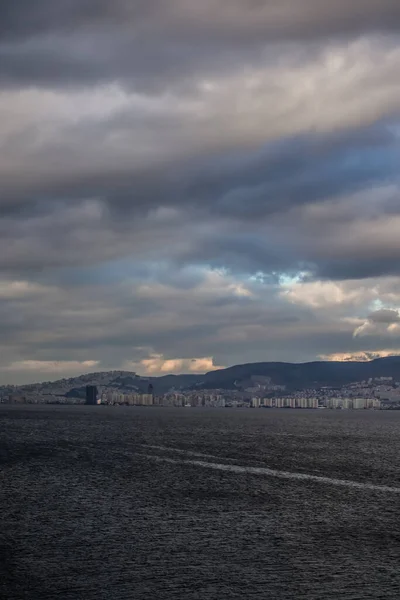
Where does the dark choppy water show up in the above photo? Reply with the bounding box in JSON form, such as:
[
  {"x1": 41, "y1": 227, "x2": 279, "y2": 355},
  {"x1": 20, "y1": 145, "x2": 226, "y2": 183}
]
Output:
[{"x1": 1, "y1": 406, "x2": 400, "y2": 599}]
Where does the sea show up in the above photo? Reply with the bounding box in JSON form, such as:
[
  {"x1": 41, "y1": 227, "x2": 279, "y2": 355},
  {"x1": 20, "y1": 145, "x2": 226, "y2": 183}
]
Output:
[{"x1": 1, "y1": 405, "x2": 400, "y2": 600}]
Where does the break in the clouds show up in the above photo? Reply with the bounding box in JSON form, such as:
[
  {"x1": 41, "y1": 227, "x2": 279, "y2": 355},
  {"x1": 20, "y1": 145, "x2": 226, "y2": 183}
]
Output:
[{"x1": 1, "y1": 1, "x2": 400, "y2": 383}]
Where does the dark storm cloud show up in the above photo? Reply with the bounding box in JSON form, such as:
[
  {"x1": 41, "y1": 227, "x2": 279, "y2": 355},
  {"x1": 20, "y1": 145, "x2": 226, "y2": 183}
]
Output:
[
  {"x1": 1, "y1": 116, "x2": 397, "y2": 211},
  {"x1": 0, "y1": 259, "x2": 356, "y2": 383},
  {"x1": 181, "y1": 124, "x2": 399, "y2": 220},
  {"x1": 1, "y1": 0, "x2": 400, "y2": 88},
  {"x1": 0, "y1": 120, "x2": 399, "y2": 282},
  {"x1": 2, "y1": 0, "x2": 400, "y2": 42},
  {"x1": 316, "y1": 257, "x2": 400, "y2": 281},
  {"x1": 0, "y1": 122, "x2": 397, "y2": 284},
  {"x1": 0, "y1": 1, "x2": 148, "y2": 40},
  {"x1": 368, "y1": 309, "x2": 400, "y2": 324},
  {"x1": 1, "y1": 1, "x2": 400, "y2": 381}
]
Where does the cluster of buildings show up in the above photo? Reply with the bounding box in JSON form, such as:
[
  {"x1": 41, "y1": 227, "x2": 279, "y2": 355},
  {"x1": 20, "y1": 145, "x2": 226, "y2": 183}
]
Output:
[
  {"x1": 324, "y1": 397, "x2": 381, "y2": 410},
  {"x1": 251, "y1": 397, "x2": 318, "y2": 409},
  {"x1": 250, "y1": 397, "x2": 381, "y2": 409},
  {"x1": 100, "y1": 391, "x2": 155, "y2": 406},
  {"x1": 93, "y1": 389, "x2": 381, "y2": 410},
  {"x1": 0, "y1": 385, "x2": 386, "y2": 410},
  {"x1": 1, "y1": 374, "x2": 398, "y2": 411},
  {"x1": 85, "y1": 384, "x2": 154, "y2": 406},
  {"x1": 96, "y1": 389, "x2": 226, "y2": 408}
]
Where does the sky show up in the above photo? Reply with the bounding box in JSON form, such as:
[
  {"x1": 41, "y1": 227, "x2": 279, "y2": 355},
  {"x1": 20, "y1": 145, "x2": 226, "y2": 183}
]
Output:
[{"x1": 1, "y1": 1, "x2": 400, "y2": 384}]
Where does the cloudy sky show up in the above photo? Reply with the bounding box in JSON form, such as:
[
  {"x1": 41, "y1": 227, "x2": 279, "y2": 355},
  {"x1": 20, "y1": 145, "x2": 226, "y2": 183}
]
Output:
[{"x1": 1, "y1": 1, "x2": 400, "y2": 384}]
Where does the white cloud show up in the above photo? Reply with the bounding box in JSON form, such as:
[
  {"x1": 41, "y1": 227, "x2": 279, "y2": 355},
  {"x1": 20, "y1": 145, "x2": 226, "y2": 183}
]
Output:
[
  {"x1": 135, "y1": 268, "x2": 255, "y2": 302},
  {"x1": 282, "y1": 277, "x2": 400, "y2": 313},
  {"x1": 353, "y1": 320, "x2": 400, "y2": 338},
  {"x1": 319, "y1": 350, "x2": 400, "y2": 362},
  {"x1": 124, "y1": 355, "x2": 223, "y2": 375},
  {"x1": 0, "y1": 280, "x2": 55, "y2": 299},
  {"x1": 281, "y1": 279, "x2": 376, "y2": 309},
  {"x1": 5, "y1": 360, "x2": 99, "y2": 373}
]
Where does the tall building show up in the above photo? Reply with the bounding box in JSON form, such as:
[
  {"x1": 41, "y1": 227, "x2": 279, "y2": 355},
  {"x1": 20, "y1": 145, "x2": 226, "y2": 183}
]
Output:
[
  {"x1": 85, "y1": 385, "x2": 98, "y2": 405},
  {"x1": 148, "y1": 384, "x2": 154, "y2": 404}
]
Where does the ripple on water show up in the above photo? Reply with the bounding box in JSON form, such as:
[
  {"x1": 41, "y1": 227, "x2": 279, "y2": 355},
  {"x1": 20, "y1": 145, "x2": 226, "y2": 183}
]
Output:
[{"x1": 1, "y1": 405, "x2": 400, "y2": 599}]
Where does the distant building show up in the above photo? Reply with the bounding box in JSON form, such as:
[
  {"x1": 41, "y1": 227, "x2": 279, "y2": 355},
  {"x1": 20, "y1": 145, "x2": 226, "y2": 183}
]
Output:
[
  {"x1": 353, "y1": 398, "x2": 368, "y2": 410},
  {"x1": 342, "y1": 398, "x2": 353, "y2": 410},
  {"x1": 6, "y1": 395, "x2": 25, "y2": 404},
  {"x1": 85, "y1": 385, "x2": 98, "y2": 405}
]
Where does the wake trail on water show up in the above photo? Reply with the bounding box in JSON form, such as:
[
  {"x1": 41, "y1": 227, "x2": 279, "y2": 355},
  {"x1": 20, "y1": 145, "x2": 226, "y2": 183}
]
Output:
[
  {"x1": 142, "y1": 444, "x2": 224, "y2": 460},
  {"x1": 141, "y1": 446, "x2": 400, "y2": 494}
]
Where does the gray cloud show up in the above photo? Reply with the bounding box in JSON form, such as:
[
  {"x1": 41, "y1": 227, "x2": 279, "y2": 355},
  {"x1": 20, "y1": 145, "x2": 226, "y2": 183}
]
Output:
[
  {"x1": 1, "y1": 1, "x2": 400, "y2": 382},
  {"x1": 3, "y1": 1, "x2": 400, "y2": 42},
  {"x1": 0, "y1": 266, "x2": 376, "y2": 384},
  {"x1": 368, "y1": 309, "x2": 400, "y2": 323},
  {"x1": 1, "y1": 1, "x2": 400, "y2": 90},
  {"x1": 0, "y1": 124, "x2": 399, "y2": 281},
  {"x1": 4, "y1": 263, "x2": 400, "y2": 384}
]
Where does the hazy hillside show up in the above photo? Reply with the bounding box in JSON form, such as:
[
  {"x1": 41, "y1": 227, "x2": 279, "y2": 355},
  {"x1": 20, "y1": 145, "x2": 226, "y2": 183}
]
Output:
[
  {"x1": 5, "y1": 356, "x2": 400, "y2": 397},
  {"x1": 199, "y1": 356, "x2": 400, "y2": 390}
]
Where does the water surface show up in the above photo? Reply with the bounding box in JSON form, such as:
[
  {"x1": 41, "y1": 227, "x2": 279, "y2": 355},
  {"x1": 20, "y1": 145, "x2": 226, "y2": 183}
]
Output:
[{"x1": 1, "y1": 406, "x2": 400, "y2": 599}]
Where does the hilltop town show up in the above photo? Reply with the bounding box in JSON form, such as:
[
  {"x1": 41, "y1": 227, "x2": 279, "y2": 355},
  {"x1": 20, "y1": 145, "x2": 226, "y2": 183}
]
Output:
[{"x1": 2, "y1": 361, "x2": 400, "y2": 410}]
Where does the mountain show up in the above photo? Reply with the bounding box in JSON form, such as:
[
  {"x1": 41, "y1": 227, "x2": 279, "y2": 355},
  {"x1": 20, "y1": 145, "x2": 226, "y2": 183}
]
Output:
[
  {"x1": 4, "y1": 356, "x2": 400, "y2": 398},
  {"x1": 3, "y1": 370, "x2": 200, "y2": 397},
  {"x1": 198, "y1": 356, "x2": 400, "y2": 390}
]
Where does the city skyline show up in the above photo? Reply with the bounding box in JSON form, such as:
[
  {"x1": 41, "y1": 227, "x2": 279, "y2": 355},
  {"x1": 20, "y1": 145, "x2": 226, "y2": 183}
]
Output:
[{"x1": 1, "y1": 2, "x2": 400, "y2": 384}]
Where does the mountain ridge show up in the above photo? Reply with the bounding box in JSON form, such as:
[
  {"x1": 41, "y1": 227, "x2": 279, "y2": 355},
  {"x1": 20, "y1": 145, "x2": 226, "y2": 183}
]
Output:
[{"x1": 3, "y1": 356, "x2": 400, "y2": 396}]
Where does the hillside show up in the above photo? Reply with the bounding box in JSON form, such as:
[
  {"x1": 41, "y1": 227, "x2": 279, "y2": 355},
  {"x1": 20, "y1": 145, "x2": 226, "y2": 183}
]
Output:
[
  {"x1": 198, "y1": 356, "x2": 400, "y2": 390},
  {"x1": 4, "y1": 356, "x2": 400, "y2": 398}
]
